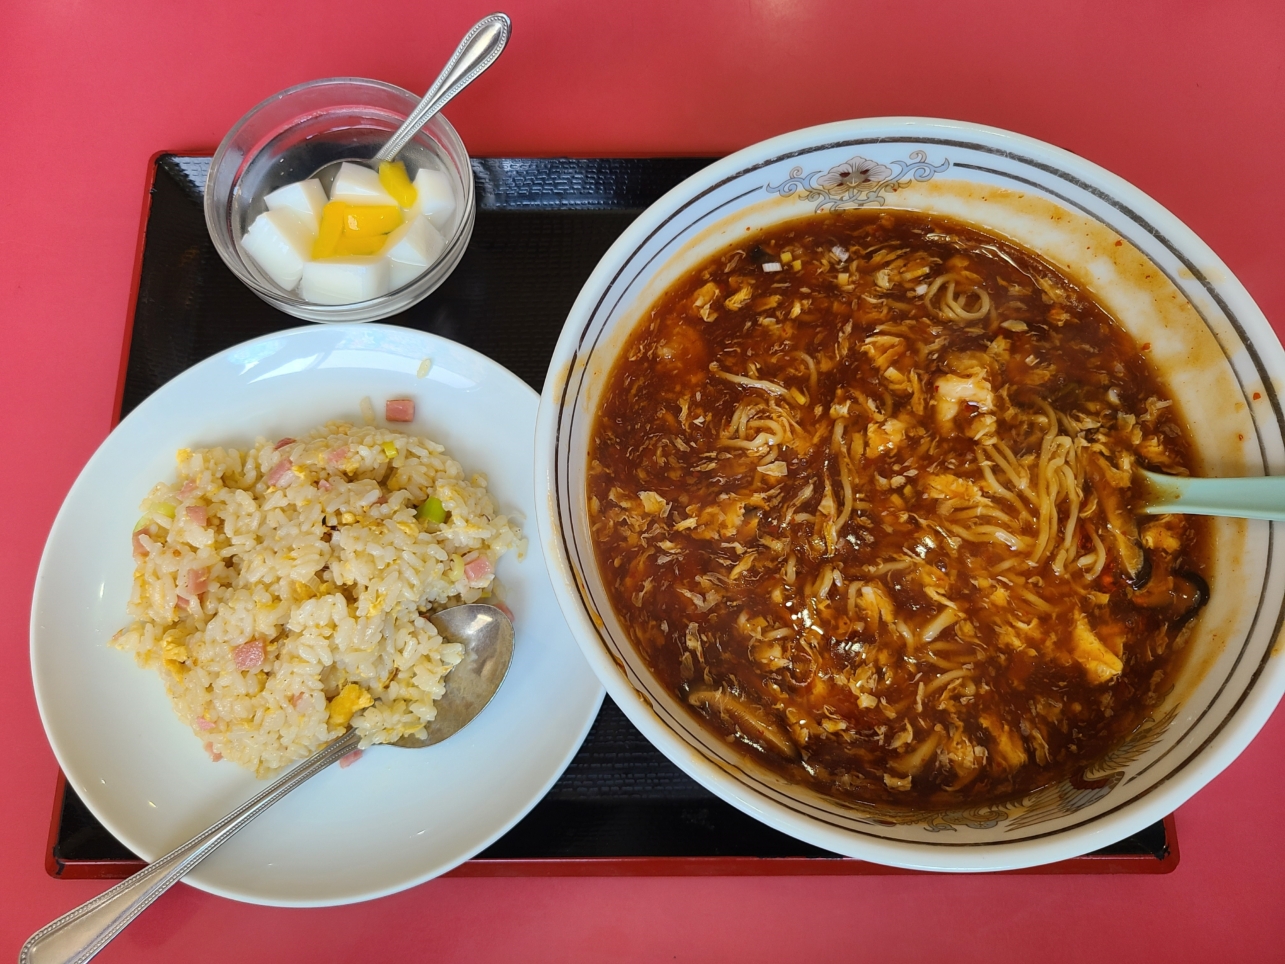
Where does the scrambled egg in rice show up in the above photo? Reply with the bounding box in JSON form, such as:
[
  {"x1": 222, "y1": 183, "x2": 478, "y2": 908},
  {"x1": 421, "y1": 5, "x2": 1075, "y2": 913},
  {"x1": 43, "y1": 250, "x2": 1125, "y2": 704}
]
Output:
[{"x1": 111, "y1": 421, "x2": 523, "y2": 775}]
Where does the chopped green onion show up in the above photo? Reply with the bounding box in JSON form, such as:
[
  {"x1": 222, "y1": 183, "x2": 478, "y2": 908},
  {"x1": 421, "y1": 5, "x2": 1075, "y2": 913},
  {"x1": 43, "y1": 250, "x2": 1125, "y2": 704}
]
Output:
[
  {"x1": 416, "y1": 496, "x2": 447, "y2": 524},
  {"x1": 150, "y1": 501, "x2": 177, "y2": 519}
]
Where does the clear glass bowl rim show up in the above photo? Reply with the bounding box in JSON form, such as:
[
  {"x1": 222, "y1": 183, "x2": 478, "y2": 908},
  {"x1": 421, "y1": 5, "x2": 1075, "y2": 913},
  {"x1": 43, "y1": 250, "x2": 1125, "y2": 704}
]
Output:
[{"x1": 204, "y1": 75, "x2": 476, "y2": 321}]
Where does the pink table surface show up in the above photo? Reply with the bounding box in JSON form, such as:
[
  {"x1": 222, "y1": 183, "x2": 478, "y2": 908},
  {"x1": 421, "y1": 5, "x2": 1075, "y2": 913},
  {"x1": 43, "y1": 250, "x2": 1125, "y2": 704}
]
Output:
[{"x1": 4, "y1": 1, "x2": 1284, "y2": 960}]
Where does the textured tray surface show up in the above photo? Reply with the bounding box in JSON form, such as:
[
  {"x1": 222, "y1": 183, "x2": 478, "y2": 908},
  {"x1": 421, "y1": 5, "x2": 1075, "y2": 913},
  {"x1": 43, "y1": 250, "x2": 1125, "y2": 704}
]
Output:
[{"x1": 51, "y1": 154, "x2": 1172, "y2": 874}]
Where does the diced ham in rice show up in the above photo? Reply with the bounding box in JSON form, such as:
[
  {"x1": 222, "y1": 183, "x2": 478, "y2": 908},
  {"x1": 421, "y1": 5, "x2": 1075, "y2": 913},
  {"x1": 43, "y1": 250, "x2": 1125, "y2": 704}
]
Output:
[
  {"x1": 464, "y1": 556, "x2": 494, "y2": 583},
  {"x1": 264, "y1": 457, "x2": 294, "y2": 488},
  {"x1": 385, "y1": 399, "x2": 415, "y2": 422},
  {"x1": 339, "y1": 749, "x2": 363, "y2": 768},
  {"x1": 232, "y1": 639, "x2": 265, "y2": 670},
  {"x1": 186, "y1": 567, "x2": 209, "y2": 595}
]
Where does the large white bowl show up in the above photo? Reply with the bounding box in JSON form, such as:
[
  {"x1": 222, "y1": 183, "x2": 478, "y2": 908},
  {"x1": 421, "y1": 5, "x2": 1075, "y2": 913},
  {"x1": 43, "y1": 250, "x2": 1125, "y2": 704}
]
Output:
[
  {"x1": 32, "y1": 324, "x2": 602, "y2": 905},
  {"x1": 534, "y1": 117, "x2": 1285, "y2": 871}
]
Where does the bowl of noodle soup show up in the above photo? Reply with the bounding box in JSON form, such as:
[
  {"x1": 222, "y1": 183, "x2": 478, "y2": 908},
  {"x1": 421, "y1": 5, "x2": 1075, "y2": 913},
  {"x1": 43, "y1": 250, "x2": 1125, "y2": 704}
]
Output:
[{"x1": 534, "y1": 117, "x2": 1285, "y2": 870}]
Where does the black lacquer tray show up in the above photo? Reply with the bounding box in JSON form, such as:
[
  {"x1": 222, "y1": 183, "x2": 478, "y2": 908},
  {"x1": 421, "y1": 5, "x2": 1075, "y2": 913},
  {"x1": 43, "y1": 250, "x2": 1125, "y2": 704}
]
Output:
[{"x1": 47, "y1": 155, "x2": 1177, "y2": 878}]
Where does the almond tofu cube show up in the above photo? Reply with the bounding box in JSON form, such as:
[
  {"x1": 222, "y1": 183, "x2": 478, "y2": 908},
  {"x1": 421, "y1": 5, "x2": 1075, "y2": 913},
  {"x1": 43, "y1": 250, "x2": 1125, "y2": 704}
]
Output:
[
  {"x1": 263, "y1": 178, "x2": 327, "y2": 234},
  {"x1": 381, "y1": 216, "x2": 446, "y2": 288},
  {"x1": 411, "y1": 167, "x2": 456, "y2": 230},
  {"x1": 300, "y1": 257, "x2": 390, "y2": 305},
  {"x1": 330, "y1": 162, "x2": 397, "y2": 206},
  {"x1": 241, "y1": 210, "x2": 313, "y2": 291}
]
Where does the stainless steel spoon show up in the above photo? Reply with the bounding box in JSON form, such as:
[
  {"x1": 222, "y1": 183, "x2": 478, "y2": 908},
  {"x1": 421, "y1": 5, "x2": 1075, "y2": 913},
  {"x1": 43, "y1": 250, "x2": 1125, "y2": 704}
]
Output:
[
  {"x1": 310, "y1": 12, "x2": 510, "y2": 188},
  {"x1": 376, "y1": 13, "x2": 510, "y2": 165},
  {"x1": 21, "y1": 603, "x2": 515, "y2": 964}
]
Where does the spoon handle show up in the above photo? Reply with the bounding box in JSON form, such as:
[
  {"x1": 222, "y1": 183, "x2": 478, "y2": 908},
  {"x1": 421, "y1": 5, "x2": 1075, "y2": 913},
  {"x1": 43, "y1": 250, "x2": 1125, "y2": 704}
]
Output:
[
  {"x1": 21, "y1": 730, "x2": 361, "y2": 964},
  {"x1": 1141, "y1": 469, "x2": 1285, "y2": 521},
  {"x1": 375, "y1": 13, "x2": 511, "y2": 164}
]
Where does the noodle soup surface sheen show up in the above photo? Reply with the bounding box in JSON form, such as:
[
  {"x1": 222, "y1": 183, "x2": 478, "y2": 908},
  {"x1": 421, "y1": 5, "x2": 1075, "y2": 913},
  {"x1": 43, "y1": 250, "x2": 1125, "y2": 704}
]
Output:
[{"x1": 588, "y1": 210, "x2": 1208, "y2": 808}]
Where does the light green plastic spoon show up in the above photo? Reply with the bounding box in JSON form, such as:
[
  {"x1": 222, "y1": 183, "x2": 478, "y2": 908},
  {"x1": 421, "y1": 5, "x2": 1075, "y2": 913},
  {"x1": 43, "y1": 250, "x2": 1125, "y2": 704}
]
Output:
[{"x1": 1140, "y1": 470, "x2": 1285, "y2": 521}]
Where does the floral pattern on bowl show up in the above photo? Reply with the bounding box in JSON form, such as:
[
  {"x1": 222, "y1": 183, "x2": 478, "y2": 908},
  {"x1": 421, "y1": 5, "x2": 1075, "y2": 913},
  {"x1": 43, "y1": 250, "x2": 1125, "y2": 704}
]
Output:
[{"x1": 768, "y1": 150, "x2": 949, "y2": 210}]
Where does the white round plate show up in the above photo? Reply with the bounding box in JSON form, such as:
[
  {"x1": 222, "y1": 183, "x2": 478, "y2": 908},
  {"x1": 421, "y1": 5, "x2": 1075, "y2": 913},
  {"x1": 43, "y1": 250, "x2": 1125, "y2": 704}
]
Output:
[{"x1": 31, "y1": 323, "x2": 603, "y2": 906}]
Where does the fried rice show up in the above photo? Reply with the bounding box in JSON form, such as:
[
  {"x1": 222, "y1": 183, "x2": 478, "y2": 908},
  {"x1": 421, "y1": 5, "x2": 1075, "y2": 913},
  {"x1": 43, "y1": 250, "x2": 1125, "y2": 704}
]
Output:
[{"x1": 110, "y1": 421, "x2": 524, "y2": 776}]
